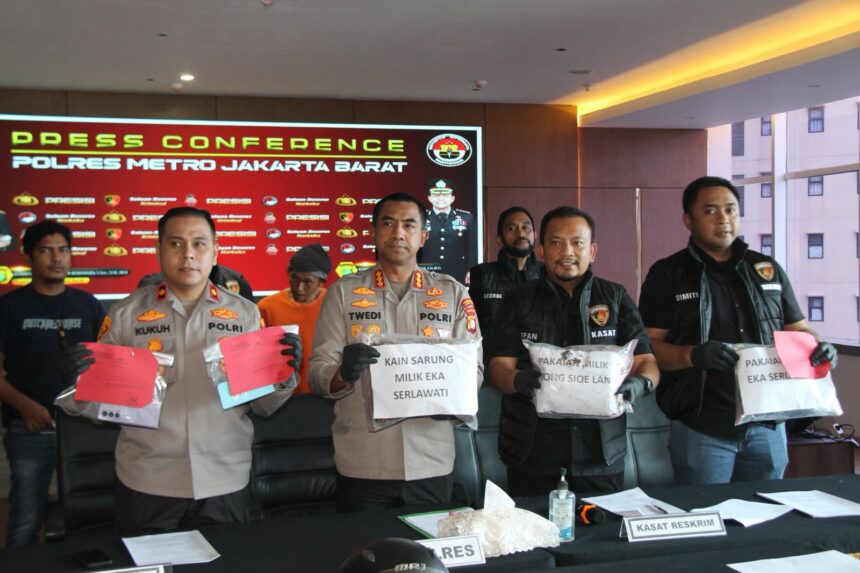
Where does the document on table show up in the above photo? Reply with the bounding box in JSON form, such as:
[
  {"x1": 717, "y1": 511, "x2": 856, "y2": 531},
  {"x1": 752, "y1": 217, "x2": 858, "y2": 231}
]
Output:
[
  {"x1": 582, "y1": 487, "x2": 684, "y2": 517},
  {"x1": 399, "y1": 507, "x2": 474, "y2": 538},
  {"x1": 756, "y1": 490, "x2": 860, "y2": 518},
  {"x1": 122, "y1": 530, "x2": 220, "y2": 566},
  {"x1": 690, "y1": 499, "x2": 793, "y2": 527},
  {"x1": 727, "y1": 549, "x2": 860, "y2": 572}
]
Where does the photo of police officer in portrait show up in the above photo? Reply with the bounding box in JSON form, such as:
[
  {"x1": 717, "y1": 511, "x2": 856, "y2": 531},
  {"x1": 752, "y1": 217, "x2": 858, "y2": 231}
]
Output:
[{"x1": 420, "y1": 178, "x2": 477, "y2": 285}]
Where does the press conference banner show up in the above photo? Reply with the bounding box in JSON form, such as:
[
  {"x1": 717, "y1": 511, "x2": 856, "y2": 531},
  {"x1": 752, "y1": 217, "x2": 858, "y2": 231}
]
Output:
[{"x1": 0, "y1": 115, "x2": 482, "y2": 298}]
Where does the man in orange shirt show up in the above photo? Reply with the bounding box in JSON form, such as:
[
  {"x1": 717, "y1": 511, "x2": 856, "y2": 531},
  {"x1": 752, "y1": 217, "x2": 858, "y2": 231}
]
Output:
[{"x1": 258, "y1": 243, "x2": 331, "y2": 393}]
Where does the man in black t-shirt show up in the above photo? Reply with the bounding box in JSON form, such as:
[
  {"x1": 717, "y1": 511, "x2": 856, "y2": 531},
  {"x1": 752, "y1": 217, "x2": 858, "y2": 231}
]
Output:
[
  {"x1": 639, "y1": 176, "x2": 837, "y2": 485},
  {"x1": 487, "y1": 206, "x2": 659, "y2": 495},
  {"x1": 0, "y1": 220, "x2": 104, "y2": 546}
]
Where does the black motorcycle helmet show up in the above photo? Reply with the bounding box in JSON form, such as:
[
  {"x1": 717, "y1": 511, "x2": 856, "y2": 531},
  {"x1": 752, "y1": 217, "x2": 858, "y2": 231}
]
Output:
[{"x1": 338, "y1": 537, "x2": 448, "y2": 573}]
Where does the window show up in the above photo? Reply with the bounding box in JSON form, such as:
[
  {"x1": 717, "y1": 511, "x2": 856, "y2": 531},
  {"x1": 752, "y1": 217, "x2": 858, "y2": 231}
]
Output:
[
  {"x1": 808, "y1": 175, "x2": 823, "y2": 196},
  {"x1": 760, "y1": 116, "x2": 772, "y2": 136},
  {"x1": 759, "y1": 171, "x2": 772, "y2": 198},
  {"x1": 731, "y1": 121, "x2": 745, "y2": 156},
  {"x1": 809, "y1": 297, "x2": 824, "y2": 322},
  {"x1": 761, "y1": 234, "x2": 773, "y2": 256},
  {"x1": 733, "y1": 174, "x2": 745, "y2": 217},
  {"x1": 808, "y1": 234, "x2": 824, "y2": 259},
  {"x1": 808, "y1": 106, "x2": 824, "y2": 133}
]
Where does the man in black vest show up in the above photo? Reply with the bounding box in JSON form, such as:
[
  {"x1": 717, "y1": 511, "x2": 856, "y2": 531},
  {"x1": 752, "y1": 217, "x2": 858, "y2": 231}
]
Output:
[
  {"x1": 469, "y1": 207, "x2": 542, "y2": 337},
  {"x1": 487, "y1": 206, "x2": 658, "y2": 495},
  {"x1": 639, "y1": 176, "x2": 837, "y2": 485}
]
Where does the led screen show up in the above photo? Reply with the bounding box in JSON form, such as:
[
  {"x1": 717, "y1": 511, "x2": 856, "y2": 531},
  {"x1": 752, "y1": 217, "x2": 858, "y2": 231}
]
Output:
[{"x1": 0, "y1": 115, "x2": 482, "y2": 298}]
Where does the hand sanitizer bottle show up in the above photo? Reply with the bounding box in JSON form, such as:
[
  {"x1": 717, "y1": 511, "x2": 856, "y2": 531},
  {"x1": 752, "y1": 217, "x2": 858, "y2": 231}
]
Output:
[{"x1": 549, "y1": 467, "x2": 575, "y2": 542}]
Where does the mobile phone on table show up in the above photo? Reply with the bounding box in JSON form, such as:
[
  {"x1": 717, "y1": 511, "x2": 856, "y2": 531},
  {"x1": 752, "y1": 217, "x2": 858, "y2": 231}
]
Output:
[{"x1": 72, "y1": 548, "x2": 114, "y2": 568}]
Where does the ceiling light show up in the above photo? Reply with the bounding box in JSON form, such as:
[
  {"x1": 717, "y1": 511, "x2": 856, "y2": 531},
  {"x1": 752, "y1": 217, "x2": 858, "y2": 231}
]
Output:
[
  {"x1": 555, "y1": 48, "x2": 567, "y2": 52},
  {"x1": 180, "y1": 74, "x2": 195, "y2": 82}
]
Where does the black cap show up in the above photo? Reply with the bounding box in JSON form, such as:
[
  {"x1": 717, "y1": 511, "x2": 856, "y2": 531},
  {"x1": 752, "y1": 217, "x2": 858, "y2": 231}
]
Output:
[{"x1": 288, "y1": 243, "x2": 331, "y2": 280}]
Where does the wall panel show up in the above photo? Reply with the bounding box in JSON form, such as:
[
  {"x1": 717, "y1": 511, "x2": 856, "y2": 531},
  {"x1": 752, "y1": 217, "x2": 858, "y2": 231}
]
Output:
[
  {"x1": 485, "y1": 104, "x2": 578, "y2": 188},
  {"x1": 217, "y1": 97, "x2": 354, "y2": 123},
  {"x1": 67, "y1": 92, "x2": 217, "y2": 119}
]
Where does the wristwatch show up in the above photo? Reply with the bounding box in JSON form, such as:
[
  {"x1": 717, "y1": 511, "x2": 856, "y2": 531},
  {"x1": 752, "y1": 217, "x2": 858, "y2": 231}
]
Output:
[{"x1": 640, "y1": 376, "x2": 655, "y2": 395}]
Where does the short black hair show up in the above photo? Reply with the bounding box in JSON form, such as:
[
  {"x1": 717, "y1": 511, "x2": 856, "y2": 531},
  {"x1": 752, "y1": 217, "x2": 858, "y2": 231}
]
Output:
[
  {"x1": 539, "y1": 206, "x2": 596, "y2": 244},
  {"x1": 157, "y1": 207, "x2": 217, "y2": 242},
  {"x1": 371, "y1": 193, "x2": 427, "y2": 227},
  {"x1": 22, "y1": 220, "x2": 72, "y2": 256},
  {"x1": 682, "y1": 176, "x2": 740, "y2": 214},
  {"x1": 496, "y1": 206, "x2": 534, "y2": 237}
]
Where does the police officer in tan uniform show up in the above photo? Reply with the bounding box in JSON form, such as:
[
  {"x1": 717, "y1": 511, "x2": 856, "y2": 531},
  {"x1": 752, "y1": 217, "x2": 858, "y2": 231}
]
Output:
[
  {"x1": 64, "y1": 207, "x2": 299, "y2": 535},
  {"x1": 310, "y1": 192, "x2": 482, "y2": 512}
]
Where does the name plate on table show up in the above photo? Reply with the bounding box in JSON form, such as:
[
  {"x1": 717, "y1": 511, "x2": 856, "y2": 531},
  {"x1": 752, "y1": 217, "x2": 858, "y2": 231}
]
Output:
[
  {"x1": 622, "y1": 511, "x2": 725, "y2": 542},
  {"x1": 417, "y1": 535, "x2": 485, "y2": 568},
  {"x1": 369, "y1": 343, "x2": 478, "y2": 418}
]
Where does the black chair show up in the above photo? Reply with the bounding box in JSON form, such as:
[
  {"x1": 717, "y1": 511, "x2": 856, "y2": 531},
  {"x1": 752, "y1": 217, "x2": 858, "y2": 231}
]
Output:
[
  {"x1": 452, "y1": 385, "x2": 507, "y2": 506},
  {"x1": 623, "y1": 393, "x2": 674, "y2": 488},
  {"x1": 53, "y1": 410, "x2": 120, "y2": 539},
  {"x1": 249, "y1": 393, "x2": 338, "y2": 518}
]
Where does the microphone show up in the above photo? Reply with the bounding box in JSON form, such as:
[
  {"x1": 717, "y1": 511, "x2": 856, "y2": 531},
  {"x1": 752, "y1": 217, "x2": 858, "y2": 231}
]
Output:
[{"x1": 576, "y1": 501, "x2": 606, "y2": 525}]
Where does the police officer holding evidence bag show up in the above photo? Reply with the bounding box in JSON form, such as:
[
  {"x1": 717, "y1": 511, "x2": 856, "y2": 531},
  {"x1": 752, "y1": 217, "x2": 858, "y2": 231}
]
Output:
[
  {"x1": 422, "y1": 178, "x2": 477, "y2": 284},
  {"x1": 310, "y1": 192, "x2": 483, "y2": 512},
  {"x1": 639, "y1": 176, "x2": 837, "y2": 486},
  {"x1": 62, "y1": 207, "x2": 300, "y2": 535},
  {"x1": 487, "y1": 206, "x2": 658, "y2": 495}
]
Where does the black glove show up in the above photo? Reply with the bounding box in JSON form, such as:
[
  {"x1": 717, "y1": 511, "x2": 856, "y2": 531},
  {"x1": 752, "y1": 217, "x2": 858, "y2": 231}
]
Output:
[
  {"x1": 690, "y1": 341, "x2": 739, "y2": 372},
  {"x1": 513, "y1": 368, "x2": 542, "y2": 398},
  {"x1": 810, "y1": 341, "x2": 837, "y2": 370},
  {"x1": 340, "y1": 343, "x2": 380, "y2": 383},
  {"x1": 59, "y1": 343, "x2": 95, "y2": 384},
  {"x1": 615, "y1": 376, "x2": 651, "y2": 404},
  {"x1": 279, "y1": 332, "x2": 303, "y2": 370}
]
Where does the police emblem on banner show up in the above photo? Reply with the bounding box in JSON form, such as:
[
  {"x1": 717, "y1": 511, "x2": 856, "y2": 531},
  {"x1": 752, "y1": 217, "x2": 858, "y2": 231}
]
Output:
[
  {"x1": 589, "y1": 305, "x2": 609, "y2": 327},
  {"x1": 754, "y1": 262, "x2": 774, "y2": 281},
  {"x1": 426, "y1": 133, "x2": 473, "y2": 167}
]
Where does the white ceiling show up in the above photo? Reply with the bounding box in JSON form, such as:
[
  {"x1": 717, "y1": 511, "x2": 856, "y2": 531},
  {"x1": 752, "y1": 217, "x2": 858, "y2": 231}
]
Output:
[{"x1": 2, "y1": 0, "x2": 859, "y2": 128}]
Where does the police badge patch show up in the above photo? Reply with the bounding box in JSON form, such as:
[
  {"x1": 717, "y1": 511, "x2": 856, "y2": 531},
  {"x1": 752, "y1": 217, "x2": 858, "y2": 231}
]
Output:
[
  {"x1": 754, "y1": 262, "x2": 774, "y2": 281},
  {"x1": 589, "y1": 305, "x2": 609, "y2": 327}
]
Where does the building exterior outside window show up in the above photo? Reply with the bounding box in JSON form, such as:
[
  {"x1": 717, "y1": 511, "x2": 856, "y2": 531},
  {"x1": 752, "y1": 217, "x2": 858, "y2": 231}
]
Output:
[
  {"x1": 808, "y1": 106, "x2": 825, "y2": 133},
  {"x1": 808, "y1": 234, "x2": 824, "y2": 259},
  {"x1": 809, "y1": 296, "x2": 824, "y2": 322},
  {"x1": 761, "y1": 234, "x2": 773, "y2": 256},
  {"x1": 808, "y1": 175, "x2": 823, "y2": 196}
]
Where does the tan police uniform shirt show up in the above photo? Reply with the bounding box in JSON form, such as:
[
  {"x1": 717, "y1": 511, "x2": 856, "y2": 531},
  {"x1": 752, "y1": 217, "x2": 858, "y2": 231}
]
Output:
[
  {"x1": 99, "y1": 282, "x2": 293, "y2": 499},
  {"x1": 309, "y1": 265, "x2": 483, "y2": 481}
]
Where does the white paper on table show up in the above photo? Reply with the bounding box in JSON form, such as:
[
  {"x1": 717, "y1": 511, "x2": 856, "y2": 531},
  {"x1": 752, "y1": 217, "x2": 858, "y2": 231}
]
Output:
[
  {"x1": 399, "y1": 507, "x2": 475, "y2": 538},
  {"x1": 756, "y1": 490, "x2": 860, "y2": 518},
  {"x1": 727, "y1": 550, "x2": 860, "y2": 572},
  {"x1": 582, "y1": 487, "x2": 683, "y2": 517},
  {"x1": 691, "y1": 499, "x2": 794, "y2": 527},
  {"x1": 122, "y1": 530, "x2": 220, "y2": 566}
]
